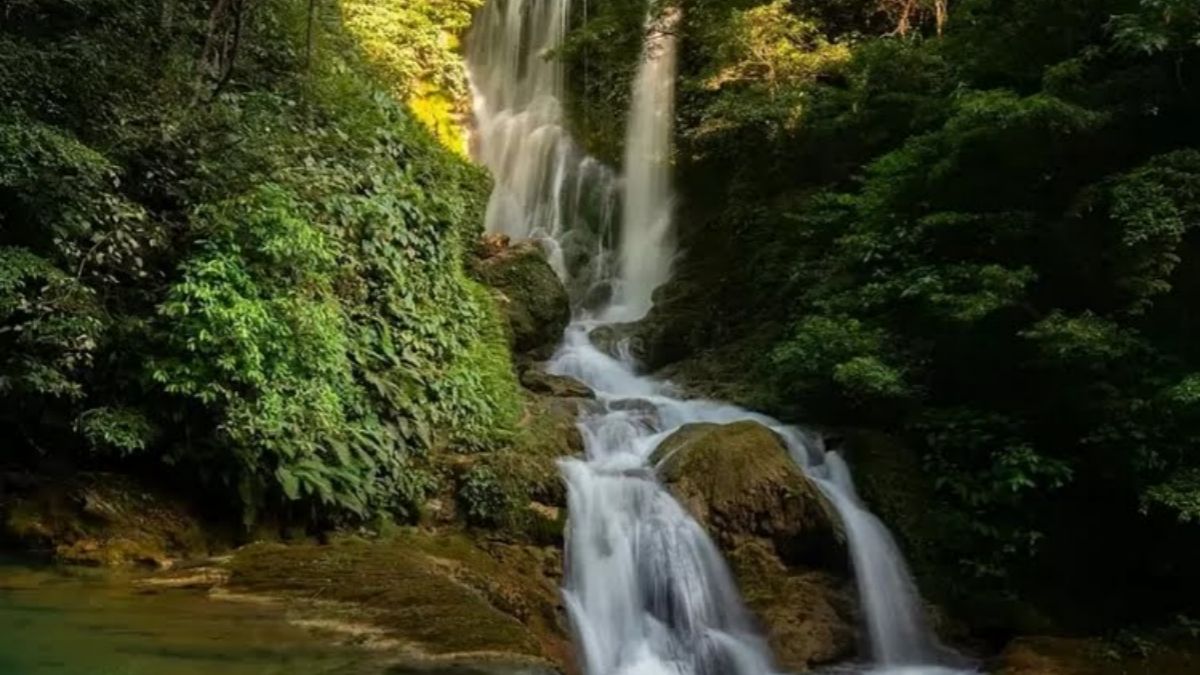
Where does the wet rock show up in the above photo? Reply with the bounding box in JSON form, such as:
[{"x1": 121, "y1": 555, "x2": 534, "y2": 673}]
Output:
[
  {"x1": 472, "y1": 240, "x2": 570, "y2": 357},
  {"x1": 519, "y1": 395, "x2": 585, "y2": 459},
  {"x1": 519, "y1": 368, "x2": 594, "y2": 399},
  {"x1": 728, "y1": 539, "x2": 857, "y2": 670},
  {"x1": 651, "y1": 421, "x2": 843, "y2": 568},
  {"x1": 649, "y1": 421, "x2": 856, "y2": 670},
  {"x1": 135, "y1": 566, "x2": 231, "y2": 589},
  {"x1": 585, "y1": 278, "x2": 715, "y2": 371},
  {"x1": 581, "y1": 280, "x2": 613, "y2": 313},
  {"x1": 1, "y1": 472, "x2": 218, "y2": 568}
]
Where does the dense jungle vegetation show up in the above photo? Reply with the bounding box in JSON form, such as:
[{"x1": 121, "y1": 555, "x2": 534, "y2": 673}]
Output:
[
  {"x1": 5, "y1": 0, "x2": 1200, "y2": 658},
  {"x1": 0, "y1": 0, "x2": 524, "y2": 526},
  {"x1": 564, "y1": 0, "x2": 1200, "y2": 636}
]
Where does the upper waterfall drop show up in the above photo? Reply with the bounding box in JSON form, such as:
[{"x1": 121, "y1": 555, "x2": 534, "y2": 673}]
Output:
[
  {"x1": 467, "y1": 0, "x2": 680, "y2": 320},
  {"x1": 467, "y1": 0, "x2": 621, "y2": 302},
  {"x1": 610, "y1": 9, "x2": 680, "y2": 322}
]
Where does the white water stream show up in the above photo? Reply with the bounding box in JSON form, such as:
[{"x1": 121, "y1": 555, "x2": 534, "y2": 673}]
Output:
[{"x1": 467, "y1": 2, "x2": 974, "y2": 674}]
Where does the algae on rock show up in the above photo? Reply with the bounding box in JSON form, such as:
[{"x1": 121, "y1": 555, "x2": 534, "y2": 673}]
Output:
[{"x1": 651, "y1": 420, "x2": 843, "y2": 567}]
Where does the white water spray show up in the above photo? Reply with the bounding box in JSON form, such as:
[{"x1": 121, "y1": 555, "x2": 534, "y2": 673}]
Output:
[{"x1": 468, "y1": 1, "x2": 974, "y2": 673}]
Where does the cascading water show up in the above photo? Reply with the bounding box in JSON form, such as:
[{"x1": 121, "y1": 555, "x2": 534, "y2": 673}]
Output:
[
  {"x1": 468, "y1": 0, "x2": 621, "y2": 302},
  {"x1": 467, "y1": 2, "x2": 974, "y2": 674}
]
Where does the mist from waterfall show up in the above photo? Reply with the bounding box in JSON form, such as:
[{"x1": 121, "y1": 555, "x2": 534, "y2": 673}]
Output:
[{"x1": 467, "y1": 1, "x2": 974, "y2": 673}]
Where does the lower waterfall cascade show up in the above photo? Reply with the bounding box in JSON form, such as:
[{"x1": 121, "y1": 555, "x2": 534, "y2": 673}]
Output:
[{"x1": 466, "y1": 1, "x2": 978, "y2": 673}]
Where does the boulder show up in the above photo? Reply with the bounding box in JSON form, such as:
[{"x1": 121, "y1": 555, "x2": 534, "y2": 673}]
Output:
[
  {"x1": 729, "y1": 539, "x2": 857, "y2": 669},
  {"x1": 519, "y1": 367, "x2": 594, "y2": 399},
  {"x1": 585, "y1": 276, "x2": 714, "y2": 370},
  {"x1": 473, "y1": 240, "x2": 570, "y2": 357},
  {"x1": 227, "y1": 532, "x2": 572, "y2": 673},
  {"x1": 651, "y1": 421, "x2": 843, "y2": 568},
  {"x1": 650, "y1": 421, "x2": 856, "y2": 670}
]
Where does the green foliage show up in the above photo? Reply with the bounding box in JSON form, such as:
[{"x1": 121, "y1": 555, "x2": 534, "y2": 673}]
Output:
[
  {"x1": 770, "y1": 315, "x2": 908, "y2": 403},
  {"x1": 340, "y1": 0, "x2": 481, "y2": 101},
  {"x1": 0, "y1": 247, "x2": 102, "y2": 401},
  {"x1": 557, "y1": 0, "x2": 649, "y2": 162},
  {"x1": 458, "y1": 465, "x2": 513, "y2": 527},
  {"x1": 918, "y1": 408, "x2": 1072, "y2": 578},
  {"x1": 679, "y1": 0, "x2": 853, "y2": 165},
  {"x1": 340, "y1": 0, "x2": 482, "y2": 148},
  {"x1": 0, "y1": 0, "x2": 520, "y2": 525},
  {"x1": 1021, "y1": 312, "x2": 1139, "y2": 364},
  {"x1": 1143, "y1": 469, "x2": 1200, "y2": 523},
  {"x1": 1110, "y1": 0, "x2": 1200, "y2": 56},
  {"x1": 75, "y1": 407, "x2": 155, "y2": 455}
]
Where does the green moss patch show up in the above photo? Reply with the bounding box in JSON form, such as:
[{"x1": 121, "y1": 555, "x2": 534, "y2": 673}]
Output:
[{"x1": 227, "y1": 531, "x2": 568, "y2": 668}]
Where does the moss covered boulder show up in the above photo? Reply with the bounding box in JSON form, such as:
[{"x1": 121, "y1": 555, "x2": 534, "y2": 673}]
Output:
[
  {"x1": 650, "y1": 421, "x2": 856, "y2": 669},
  {"x1": 586, "y1": 273, "x2": 717, "y2": 371},
  {"x1": 472, "y1": 239, "x2": 569, "y2": 356},
  {"x1": 519, "y1": 367, "x2": 594, "y2": 399},
  {"x1": 729, "y1": 539, "x2": 857, "y2": 670},
  {"x1": 650, "y1": 421, "x2": 842, "y2": 566},
  {"x1": 429, "y1": 392, "x2": 581, "y2": 544},
  {"x1": 0, "y1": 472, "x2": 219, "y2": 567}
]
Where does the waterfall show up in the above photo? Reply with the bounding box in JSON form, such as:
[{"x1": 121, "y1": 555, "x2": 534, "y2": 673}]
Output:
[
  {"x1": 467, "y1": 0, "x2": 621, "y2": 302},
  {"x1": 467, "y1": 2, "x2": 974, "y2": 674},
  {"x1": 552, "y1": 325, "x2": 779, "y2": 675},
  {"x1": 610, "y1": 9, "x2": 679, "y2": 322}
]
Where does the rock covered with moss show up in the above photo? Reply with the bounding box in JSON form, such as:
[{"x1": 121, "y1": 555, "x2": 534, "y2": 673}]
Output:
[
  {"x1": 226, "y1": 532, "x2": 571, "y2": 671},
  {"x1": 650, "y1": 421, "x2": 855, "y2": 669},
  {"x1": 472, "y1": 239, "x2": 570, "y2": 357},
  {"x1": 727, "y1": 539, "x2": 857, "y2": 669},
  {"x1": 651, "y1": 421, "x2": 842, "y2": 563},
  {"x1": 0, "y1": 472, "x2": 219, "y2": 567}
]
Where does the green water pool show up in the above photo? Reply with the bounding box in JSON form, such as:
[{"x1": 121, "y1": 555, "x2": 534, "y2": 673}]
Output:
[{"x1": 0, "y1": 558, "x2": 540, "y2": 675}]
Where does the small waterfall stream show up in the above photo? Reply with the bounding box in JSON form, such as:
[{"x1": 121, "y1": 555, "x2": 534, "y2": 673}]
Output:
[{"x1": 467, "y1": 2, "x2": 974, "y2": 673}]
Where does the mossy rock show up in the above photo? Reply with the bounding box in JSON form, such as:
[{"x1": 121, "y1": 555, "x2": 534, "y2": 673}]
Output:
[
  {"x1": 727, "y1": 539, "x2": 857, "y2": 670},
  {"x1": 227, "y1": 532, "x2": 570, "y2": 671},
  {"x1": 993, "y1": 636, "x2": 1200, "y2": 675},
  {"x1": 650, "y1": 422, "x2": 856, "y2": 669},
  {"x1": 0, "y1": 472, "x2": 219, "y2": 567},
  {"x1": 651, "y1": 421, "x2": 843, "y2": 569},
  {"x1": 586, "y1": 274, "x2": 717, "y2": 371},
  {"x1": 472, "y1": 240, "x2": 569, "y2": 356},
  {"x1": 519, "y1": 367, "x2": 594, "y2": 399}
]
